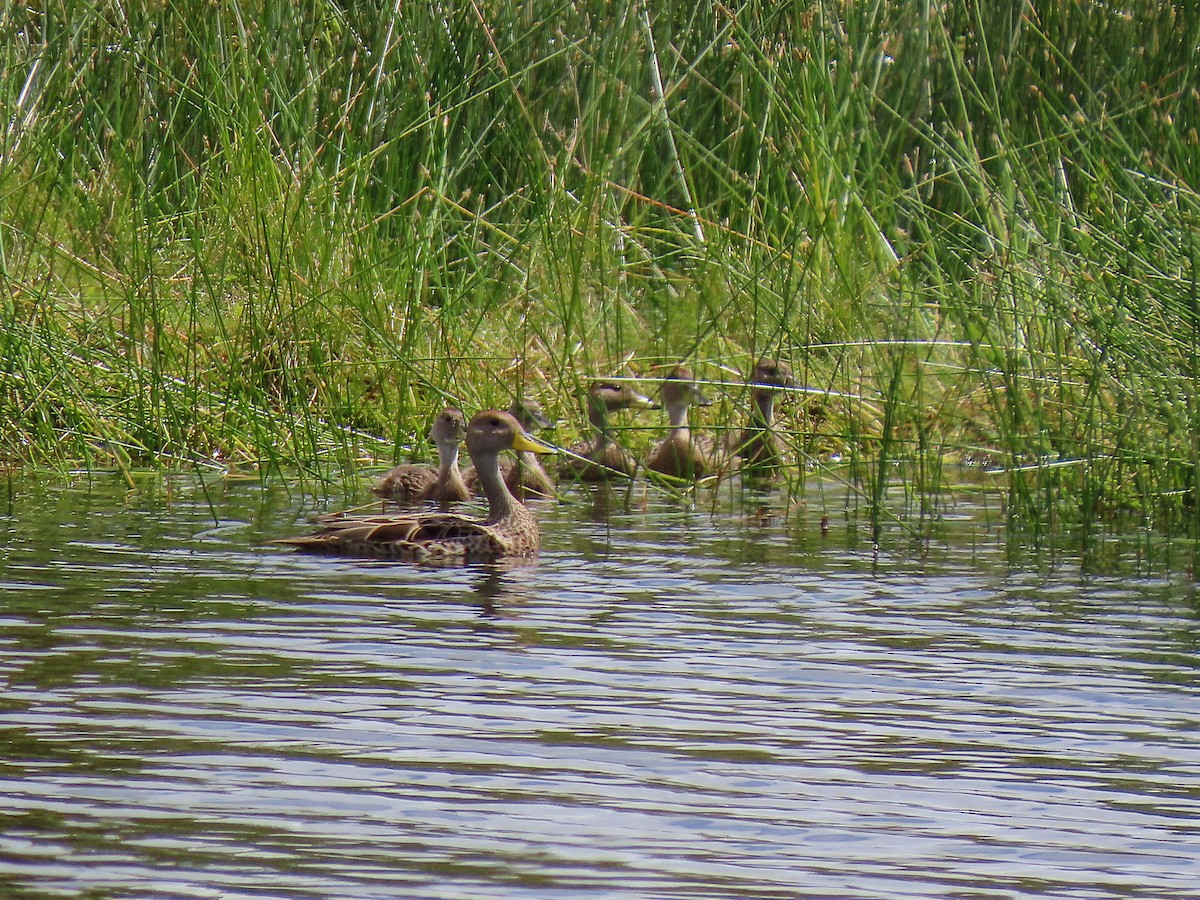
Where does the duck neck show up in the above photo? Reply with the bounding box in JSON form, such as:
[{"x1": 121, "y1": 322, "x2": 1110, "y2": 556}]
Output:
[
  {"x1": 666, "y1": 398, "x2": 690, "y2": 436},
  {"x1": 474, "y1": 451, "x2": 518, "y2": 522},
  {"x1": 750, "y1": 389, "x2": 775, "y2": 428},
  {"x1": 435, "y1": 440, "x2": 461, "y2": 482},
  {"x1": 589, "y1": 404, "x2": 614, "y2": 448}
]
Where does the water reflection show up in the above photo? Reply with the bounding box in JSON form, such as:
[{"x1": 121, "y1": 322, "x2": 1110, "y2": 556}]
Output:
[
  {"x1": 468, "y1": 561, "x2": 537, "y2": 618},
  {"x1": 0, "y1": 475, "x2": 1198, "y2": 898}
]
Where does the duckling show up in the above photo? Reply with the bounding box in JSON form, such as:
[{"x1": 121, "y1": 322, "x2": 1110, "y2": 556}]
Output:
[
  {"x1": 558, "y1": 380, "x2": 657, "y2": 481},
  {"x1": 464, "y1": 397, "x2": 556, "y2": 499},
  {"x1": 373, "y1": 407, "x2": 470, "y2": 503},
  {"x1": 736, "y1": 358, "x2": 795, "y2": 472},
  {"x1": 645, "y1": 366, "x2": 712, "y2": 479},
  {"x1": 276, "y1": 410, "x2": 554, "y2": 562}
]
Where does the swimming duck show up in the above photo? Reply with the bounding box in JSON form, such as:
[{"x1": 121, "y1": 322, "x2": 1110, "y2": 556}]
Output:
[
  {"x1": 558, "y1": 380, "x2": 657, "y2": 481},
  {"x1": 372, "y1": 407, "x2": 470, "y2": 503},
  {"x1": 464, "y1": 397, "x2": 556, "y2": 499},
  {"x1": 735, "y1": 358, "x2": 794, "y2": 472},
  {"x1": 644, "y1": 366, "x2": 712, "y2": 479},
  {"x1": 277, "y1": 410, "x2": 554, "y2": 562}
]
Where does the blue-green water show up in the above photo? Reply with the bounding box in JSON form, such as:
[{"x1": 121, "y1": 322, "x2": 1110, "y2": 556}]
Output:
[{"x1": 1, "y1": 475, "x2": 1198, "y2": 898}]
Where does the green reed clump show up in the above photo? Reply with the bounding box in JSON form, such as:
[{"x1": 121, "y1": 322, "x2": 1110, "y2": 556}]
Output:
[{"x1": 1, "y1": 0, "x2": 1197, "y2": 535}]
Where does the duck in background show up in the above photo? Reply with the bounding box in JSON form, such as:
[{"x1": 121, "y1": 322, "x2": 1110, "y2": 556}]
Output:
[
  {"x1": 735, "y1": 358, "x2": 795, "y2": 475},
  {"x1": 644, "y1": 366, "x2": 712, "y2": 480},
  {"x1": 558, "y1": 380, "x2": 657, "y2": 481},
  {"x1": 373, "y1": 407, "x2": 471, "y2": 503}
]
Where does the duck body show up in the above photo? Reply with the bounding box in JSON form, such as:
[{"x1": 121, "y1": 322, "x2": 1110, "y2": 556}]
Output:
[
  {"x1": 497, "y1": 454, "x2": 557, "y2": 499},
  {"x1": 738, "y1": 423, "x2": 781, "y2": 470},
  {"x1": 373, "y1": 408, "x2": 470, "y2": 503},
  {"x1": 373, "y1": 464, "x2": 471, "y2": 504},
  {"x1": 558, "y1": 381, "x2": 656, "y2": 482},
  {"x1": 280, "y1": 508, "x2": 538, "y2": 562},
  {"x1": 563, "y1": 442, "x2": 638, "y2": 480},
  {"x1": 646, "y1": 432, "x2": 710, "y2": 479},
  {"x1": 279, "y1": 411, "x2": 553, "y2": 562},
  {"x1": 645, "y1": 366, "x2": 711, "y2": 480}
]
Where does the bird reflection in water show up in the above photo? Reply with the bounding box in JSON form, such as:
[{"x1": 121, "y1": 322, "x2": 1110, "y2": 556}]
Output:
[{"x1": 470, "y1": 558, "x2": 535, "y2": 618}]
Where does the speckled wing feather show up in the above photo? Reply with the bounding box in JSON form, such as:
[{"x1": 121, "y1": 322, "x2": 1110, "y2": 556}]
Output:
[{"x1": 276, "y1": 511, "x2": 519, "y2": 561}]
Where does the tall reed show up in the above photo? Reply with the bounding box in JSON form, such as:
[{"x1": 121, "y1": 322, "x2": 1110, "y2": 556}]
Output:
[{"x1": 1, "y1": 1, "x2": 1196, "y2": 533}]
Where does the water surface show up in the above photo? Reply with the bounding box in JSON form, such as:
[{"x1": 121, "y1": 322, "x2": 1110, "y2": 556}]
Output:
[{"x1": 1, "y1": 475, "x2": 1198, "y2": 898}]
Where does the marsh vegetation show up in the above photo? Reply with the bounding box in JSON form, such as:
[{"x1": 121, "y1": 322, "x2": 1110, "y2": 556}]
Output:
[{"x1": 2, "y1": 1, "x2": 1198, "y2": 540}]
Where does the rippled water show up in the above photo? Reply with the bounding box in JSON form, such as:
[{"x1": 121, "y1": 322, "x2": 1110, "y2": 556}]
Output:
[{"x1": 1, "y1": 475, "x2": 1198, "y2": 899}]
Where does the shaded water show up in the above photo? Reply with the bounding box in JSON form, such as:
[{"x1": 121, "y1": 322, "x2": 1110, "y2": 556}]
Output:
[{"x1": 1, "y1": 475, "x2": 1198, "y2": 899}]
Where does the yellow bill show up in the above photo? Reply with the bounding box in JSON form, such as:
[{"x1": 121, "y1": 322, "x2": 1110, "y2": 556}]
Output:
[{"x1": 512, "y1": 432, "x2": 555, "y2": 455}]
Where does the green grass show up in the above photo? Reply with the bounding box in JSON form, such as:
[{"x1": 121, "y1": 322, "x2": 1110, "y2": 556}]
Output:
[{"x1": 1, "y1": 1, "x2": 1198, "y2": 538}]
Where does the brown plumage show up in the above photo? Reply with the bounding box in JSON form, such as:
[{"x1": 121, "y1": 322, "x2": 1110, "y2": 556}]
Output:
[
  {"x1": 373, "y1": 407, "x2": 470, "y2": 503},
  {"x1": 276, "y1": 410, "x2": 554, "y2": 562},
  {"x1": 645, "y1": 366, "x2": 712, "y2": 479},
  {"x1": 464, "y1": 397, "x2": 556, "y2": 500},
  {"x1": 558, "y1": 380, "x2": 657, "y2": 481},
  {"x1": 735, "y1": 358, "x2": 794, "y2": 473}
]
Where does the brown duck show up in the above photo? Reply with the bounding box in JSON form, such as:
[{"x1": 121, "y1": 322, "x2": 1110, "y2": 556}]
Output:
[
  {"x1": 373, "y1": 407, "x2": 470, "y2": 503},
  {"x1": 735, "y1": 358, "x2": 794, "y2": 472},
  {"x1": 464, "y1": 397, "x2": 556, "y2": 499},
  {"x1": 278, "y1": 410, "x2": 554, "y2": 562},
  {"x1": 558, "y1": 380, "x2": 657, "y2": 481},
  {"x1": 644, "y1": 366, "x2": 712, "y2": 479}
]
